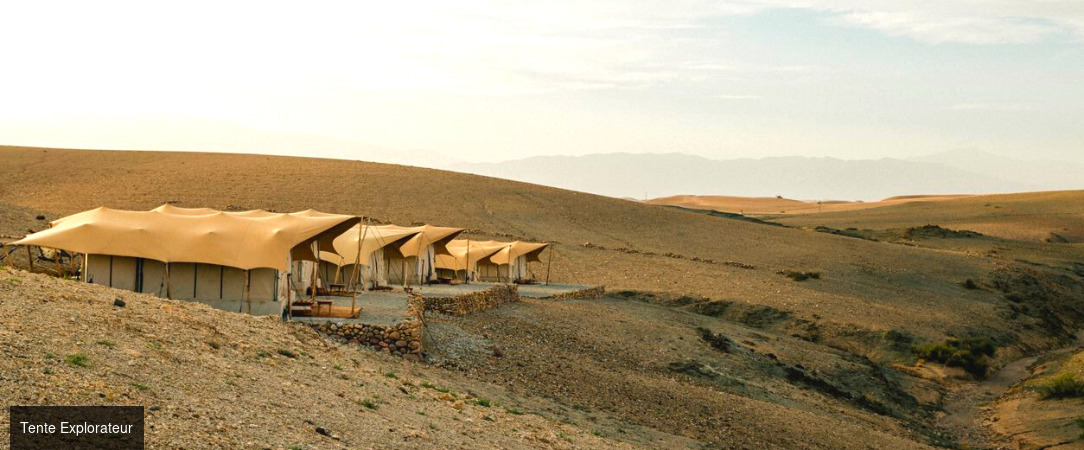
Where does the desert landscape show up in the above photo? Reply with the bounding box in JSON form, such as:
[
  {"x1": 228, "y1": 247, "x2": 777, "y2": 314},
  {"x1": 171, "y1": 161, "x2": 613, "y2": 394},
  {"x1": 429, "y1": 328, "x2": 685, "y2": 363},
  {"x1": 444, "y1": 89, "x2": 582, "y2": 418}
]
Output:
[{"x1": 1, "y1": 145, "x2": 1081, "y2": 448}]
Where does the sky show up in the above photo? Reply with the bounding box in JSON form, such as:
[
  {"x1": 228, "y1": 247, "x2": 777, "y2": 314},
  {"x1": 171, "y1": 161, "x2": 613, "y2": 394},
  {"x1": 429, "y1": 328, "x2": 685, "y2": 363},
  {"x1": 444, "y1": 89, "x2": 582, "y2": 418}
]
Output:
[{"x1": 1, "y1": 1, "x2": 1082, "y2": 164}]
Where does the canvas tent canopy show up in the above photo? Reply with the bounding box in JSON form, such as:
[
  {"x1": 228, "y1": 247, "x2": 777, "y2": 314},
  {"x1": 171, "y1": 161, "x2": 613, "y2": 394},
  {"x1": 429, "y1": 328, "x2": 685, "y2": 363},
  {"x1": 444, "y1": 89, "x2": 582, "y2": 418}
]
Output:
[
  {"x1": 14, "y1": 206, "x2": 359, "y2": 315},
  {"x1": 491, "y1": 241, "x2": 550, "y2": 281},
  {"x1": 315, "y1": 224, "x2": 422, "y2": 289},
  {"x1": 434, "y1": 239, "x2": 548, "y2": 282},
  {"x1": 374, "y1": 224, "x2": 463, "y2": 285},
  {"x1": 434, "y1": 239, "x2": 506, "y2": 280}
]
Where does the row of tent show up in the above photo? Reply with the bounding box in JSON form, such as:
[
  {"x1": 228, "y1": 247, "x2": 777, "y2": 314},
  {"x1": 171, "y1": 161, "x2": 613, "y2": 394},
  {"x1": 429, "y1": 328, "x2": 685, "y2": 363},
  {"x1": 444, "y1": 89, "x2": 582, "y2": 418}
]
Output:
[{"x1": 12, "y1": 204, "x2": 550, "y2": 316}]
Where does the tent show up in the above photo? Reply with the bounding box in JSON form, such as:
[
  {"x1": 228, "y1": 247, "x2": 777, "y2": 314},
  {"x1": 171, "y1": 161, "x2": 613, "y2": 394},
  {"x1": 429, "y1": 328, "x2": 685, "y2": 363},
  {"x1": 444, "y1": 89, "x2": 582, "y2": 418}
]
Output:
[
  {"x1": 373, "y1": 224, "x2": 463, "y2": 285},
  {"x1": 316, "y1": 224, "x2": 422, "y2": 290},
  {"x1": 491, "y1": 241, "x2": 550, "y2": 282},
  {"x1": 433, "y1": 240, "x2": 509, "y2": 282},
  {"x1": 13, "y1": 206, "x2": 359, "y2": 316}
]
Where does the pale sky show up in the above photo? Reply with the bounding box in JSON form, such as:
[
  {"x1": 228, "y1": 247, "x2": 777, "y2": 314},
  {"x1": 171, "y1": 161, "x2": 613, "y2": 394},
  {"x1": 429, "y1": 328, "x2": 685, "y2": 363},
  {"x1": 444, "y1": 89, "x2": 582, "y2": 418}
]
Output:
[{"x1": 1, "y1": 1, "x2": 1082, "y2": 164}]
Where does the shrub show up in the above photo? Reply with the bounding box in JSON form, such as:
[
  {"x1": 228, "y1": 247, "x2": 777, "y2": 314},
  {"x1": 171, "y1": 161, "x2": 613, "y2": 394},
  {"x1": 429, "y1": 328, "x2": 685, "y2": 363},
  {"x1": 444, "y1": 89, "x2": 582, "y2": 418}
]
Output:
[
  {"x1": 66, "y1": 353, "x2": 89, "y2": 368},
  {"x1": 782, "y1": 270, "x2": 821, "y2": 281},
  {"x1": 276, "y1": 349, "x2": 298, "y2": 359},
  {"x1": 360, "y1": 398, "x2": 377, "y2": 409},
  {"x1": 130, "y1": 382, "x2": 150, "y2": 391},
  {"x1": 96, "y1": 340, "x2": 115, "y2": 348},
  {"x1": 962, "y1": 279, "x2": 978, "y2": 290},
  {"x1": 696, "y1": 327, "x2": 733, "y2": 352},
  {"x1": 1038, "y1": 373, "x2": 1084, "y2": 399},
  {"x1": 473, "y1": 398, "x2": 492, "y2": 407},
  {"x1": 913, "y1": 337, "x2": 996, "y2": 378},
  {"x1": 384, "y1": 371, "x2": 398, "y2": 379}
]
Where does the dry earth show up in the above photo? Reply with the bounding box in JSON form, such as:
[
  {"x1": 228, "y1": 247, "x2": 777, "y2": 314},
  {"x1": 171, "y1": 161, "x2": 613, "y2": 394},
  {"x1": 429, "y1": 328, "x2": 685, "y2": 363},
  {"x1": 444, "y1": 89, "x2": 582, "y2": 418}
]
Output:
[
  {"x1": 0, "y1": 267, "x2": 620, "y2": 449},
  {"x1": 1, "y1": 146, "x2": 1083, "y2": 448}
]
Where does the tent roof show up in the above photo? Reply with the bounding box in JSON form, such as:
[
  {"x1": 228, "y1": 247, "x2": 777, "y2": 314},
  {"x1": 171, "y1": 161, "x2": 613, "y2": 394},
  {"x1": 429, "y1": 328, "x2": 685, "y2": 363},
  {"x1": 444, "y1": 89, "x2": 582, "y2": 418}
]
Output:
[
  {"x1": 434, "y1": 239, "x2": 509, "y2": 271},
  {"x1": 15, "y1": 206, "x2": 359, "y2": 271},
  {"x1": 322, "y1": 225, "x2": 422, "y2": 266},
  {"x1": 374, "y1": 224, "x2": 465, "y2": 257},
  {"x1": 491, "y1": 241, "x2": 550, "y2": 265}
]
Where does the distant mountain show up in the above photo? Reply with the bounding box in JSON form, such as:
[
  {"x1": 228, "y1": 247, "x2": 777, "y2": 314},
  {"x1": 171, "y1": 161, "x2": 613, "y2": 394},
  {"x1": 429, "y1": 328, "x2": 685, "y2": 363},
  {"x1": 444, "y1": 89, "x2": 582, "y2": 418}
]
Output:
[
  {"x1": 0, "y1": 114, "x2": 463, "y2": 169},
  {"x1": 447, "y1": 152, "x2": 1072, "y2": 201},
  {"x1": 910, "y1": 149, "x2": 1083, "y2": 191}
]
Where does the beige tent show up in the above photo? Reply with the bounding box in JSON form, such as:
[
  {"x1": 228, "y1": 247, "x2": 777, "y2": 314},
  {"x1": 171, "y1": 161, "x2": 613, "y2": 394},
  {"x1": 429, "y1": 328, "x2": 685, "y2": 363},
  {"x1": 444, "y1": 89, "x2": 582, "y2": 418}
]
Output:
[
  {"x1": 491, "y1": 241, "x2": 550, "y2": 281},
  {"x1": 374, "y1": 225, "x2": 464, "y2": 285},
  {"x1": 316, "y1": 224, "x2": 422, "y2": 290},
  {"x1": 14, "y1": 206, "x2": 359, "y2": 315},
  {"x1": 434, "y1": 240, "x2": 509, "y2": 282}
]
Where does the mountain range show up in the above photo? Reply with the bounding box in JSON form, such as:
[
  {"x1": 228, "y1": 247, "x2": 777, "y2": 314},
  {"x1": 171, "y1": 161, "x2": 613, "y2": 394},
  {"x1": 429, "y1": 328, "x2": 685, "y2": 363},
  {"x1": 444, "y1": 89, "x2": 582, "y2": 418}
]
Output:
[{"x1": 449, "y1": 150, "x2": 1082, "y2": 201}]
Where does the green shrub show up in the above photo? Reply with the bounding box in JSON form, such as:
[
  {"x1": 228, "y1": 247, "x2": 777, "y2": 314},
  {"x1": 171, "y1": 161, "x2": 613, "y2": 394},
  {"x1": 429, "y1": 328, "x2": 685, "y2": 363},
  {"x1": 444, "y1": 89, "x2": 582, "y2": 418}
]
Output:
[
  {"x1": 360, "y1": 398, "x2": 377, "y2": 409},
  {"x1": 913, "y1": 337, "x2": 996, "y2": 378},
  {"x1": 384, "y1": 371, "x2": 398, "y2": 379},
  {"x1": 1038, "y1": 373, "x2": 1084, "y2": 399},
  {"x1": 782, "y1": 270, "x2": 821, "y2": 281},
  {"x1": 130, "y1": 382, "x2": 150, "y2": 391},
  {"x1": 474, "y1": 398, "x2": 492, "y2": 407},
  {"x1": 96, "y1": 340, "x2": 115, "y2": 348},
  {"x1": 276, "y1": 349, "x2": 297, "y2": 358},
  {"x1": 66, "y1": 353, "x2": 89, "y2": 368}
]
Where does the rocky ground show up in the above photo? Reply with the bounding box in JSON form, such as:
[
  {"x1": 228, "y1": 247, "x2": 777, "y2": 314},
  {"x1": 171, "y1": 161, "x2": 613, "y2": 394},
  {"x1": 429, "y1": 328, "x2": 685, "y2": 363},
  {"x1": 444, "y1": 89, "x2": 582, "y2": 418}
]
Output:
[
  {"x1": 426, "y1": 297, "x2": 937, "y2": 449},
  {"x1": 0, "y1": 267, "x2": 623, "y2": 449}
]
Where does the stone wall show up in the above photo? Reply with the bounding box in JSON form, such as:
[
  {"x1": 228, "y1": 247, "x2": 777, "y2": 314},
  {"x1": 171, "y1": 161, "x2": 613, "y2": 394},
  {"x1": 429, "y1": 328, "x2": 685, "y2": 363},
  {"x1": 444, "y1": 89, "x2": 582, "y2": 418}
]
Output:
[
  {"x1": 422, "y1": 284, "x2": 519, "y2": 316},
  {"x1": 543, "y1": 285, "x2": 606, "y2": 301},
  {"x1": 306, "y1": 293, "x2": 426, "y2": 359}
]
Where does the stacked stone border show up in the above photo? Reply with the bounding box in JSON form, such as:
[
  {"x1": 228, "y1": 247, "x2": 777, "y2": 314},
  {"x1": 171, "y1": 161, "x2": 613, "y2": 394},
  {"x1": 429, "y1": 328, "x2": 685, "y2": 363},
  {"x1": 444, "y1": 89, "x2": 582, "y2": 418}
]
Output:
[
  {"x1": 304, "y1": 293, "x2": 425, "y2": 360},
  {"x1": 539, "y1": 285, "x2": 606, "y2": 301},
  {"x1": 420, "y1": 284, "x2": 519, "y2": 316},
  {"x1": 306, "y1": 284, "x2": 603, "y2": 358}
]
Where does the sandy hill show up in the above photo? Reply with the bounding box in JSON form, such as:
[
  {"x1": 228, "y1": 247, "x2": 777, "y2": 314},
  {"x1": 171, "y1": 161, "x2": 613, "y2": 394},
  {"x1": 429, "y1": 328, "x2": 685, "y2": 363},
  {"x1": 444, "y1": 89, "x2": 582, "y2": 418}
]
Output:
[
  {"x1": 0, "y1": 267, "x2": 618, "y2": 449},
  {"x1": 2, "y1": 146, "x2": 1083, "y2": 448},
  {"x1": 767, "y1": 190, "x2": 1084, "y2": 243}
]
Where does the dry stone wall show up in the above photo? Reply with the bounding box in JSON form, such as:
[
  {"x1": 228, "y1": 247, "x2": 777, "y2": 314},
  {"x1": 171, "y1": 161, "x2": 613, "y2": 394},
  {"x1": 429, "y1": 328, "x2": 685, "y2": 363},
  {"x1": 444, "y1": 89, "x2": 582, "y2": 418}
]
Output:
[
  {"x1": 306, "y1": 293, "x2": 425, "y2": 360},
  {"x1": 422, "y1": 284, "x2": 519, "y2": 316},
  {"x1": 543, "y1": 285, "x2": 606, "y2": 300}
]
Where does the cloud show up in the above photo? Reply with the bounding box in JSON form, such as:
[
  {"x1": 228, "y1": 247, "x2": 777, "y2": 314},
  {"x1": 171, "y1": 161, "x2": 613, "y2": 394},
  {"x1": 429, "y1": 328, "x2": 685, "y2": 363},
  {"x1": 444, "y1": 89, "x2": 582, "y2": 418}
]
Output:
[
  {"x1": 750, "y1": 0, "x2": 1084, "y2": 45},
  {"x1": 948, "y1": 103, "x2": 1034, "y2": 111}
]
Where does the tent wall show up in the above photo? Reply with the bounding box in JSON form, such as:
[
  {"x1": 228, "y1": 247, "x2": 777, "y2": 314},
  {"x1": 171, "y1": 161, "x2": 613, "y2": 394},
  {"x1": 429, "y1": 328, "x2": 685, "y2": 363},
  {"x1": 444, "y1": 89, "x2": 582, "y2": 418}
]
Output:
[
  {"x1": 364, "y1": 248, "x2": 388, "y2": 288},
  {"x1": 84, "y1": 254, "x2": 283, "y2": 316},
  {"x1": 476, "y1": 261, "x2": 506, "y2": 282},
  {"x1": 386, "y1": 254, "x2": 431, "y2": 286},
  {"x1": 386, "y1": 253, "x2": 409, "y2": 285},
  {"x1": 509, "y1": 255, "x2": 534, "y2": 281}
]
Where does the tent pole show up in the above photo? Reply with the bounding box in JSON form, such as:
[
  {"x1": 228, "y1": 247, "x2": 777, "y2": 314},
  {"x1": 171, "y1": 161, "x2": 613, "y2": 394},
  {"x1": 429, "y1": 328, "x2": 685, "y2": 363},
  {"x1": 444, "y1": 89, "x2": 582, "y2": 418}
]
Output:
[
  {"x1": 465, "y1": 237, "x2": 470, "y2": 285},
  {"x1": 164, "y1": 262, "x2": 172, "y2": 299},
  {"x1": 245, "y1": 269, "x2": 252, "y2": 314},
  {"x1": 310, "y1": 242, "x2": 318, "y2": 302},
  {"x1": 287, "y1": 272, "x2": 293, "y2": 320},
  {"x1": 26, "y1": 246, "x2": 34, "y2": 272},
  {"x1": 545, "y1": 244, "x2": 553, "y2": 285},
  {"x1": 54, "y1": 250, "x2": 63, "y2": 278}
]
